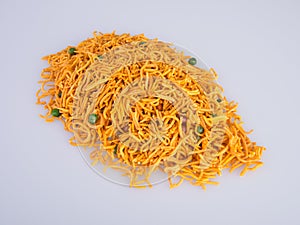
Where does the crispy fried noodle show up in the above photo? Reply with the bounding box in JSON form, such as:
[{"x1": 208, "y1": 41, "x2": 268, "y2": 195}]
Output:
[{"x1": 36, "y1": 31, "x2": 265, "y2": 189}]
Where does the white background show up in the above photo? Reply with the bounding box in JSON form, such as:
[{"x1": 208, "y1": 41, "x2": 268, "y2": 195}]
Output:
[{"x1": 1, "y1": 0, "x2": 300, "y2": 224}]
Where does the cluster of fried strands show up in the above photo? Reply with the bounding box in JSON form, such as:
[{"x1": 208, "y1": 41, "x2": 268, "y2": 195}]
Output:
[{"x1": 37, "y1": 32, "x2": 265, "y2": 189}]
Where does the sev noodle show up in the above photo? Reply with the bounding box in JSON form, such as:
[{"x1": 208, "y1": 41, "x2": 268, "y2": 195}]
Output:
[{"x1": 36, "y1": 31, "x2": 266, "y2": 189}]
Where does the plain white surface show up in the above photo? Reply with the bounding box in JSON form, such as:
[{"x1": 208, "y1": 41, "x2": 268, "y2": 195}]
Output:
[{"x1": 1, "y1": 0, "x2": 300, "y2": 225}]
